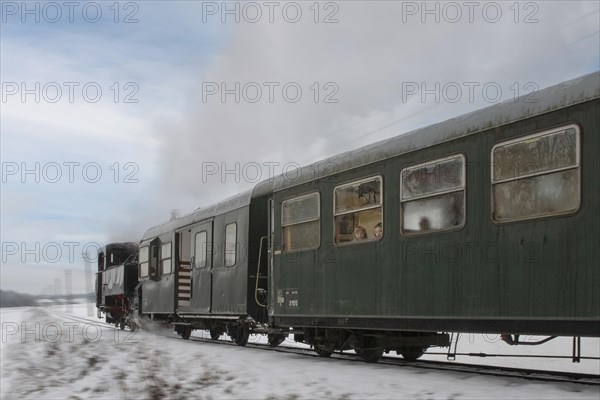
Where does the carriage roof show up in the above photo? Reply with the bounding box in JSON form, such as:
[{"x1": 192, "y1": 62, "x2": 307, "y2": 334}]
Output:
[
  {"x1": 253, "y1": 71, "x2": 599, "y2": 197},
  {"x1": 142, "y1": 71, "x2": 599, "y2": 241},
  {"x1": 141, "y1": 190, "x2": 253, "y2": 241}
]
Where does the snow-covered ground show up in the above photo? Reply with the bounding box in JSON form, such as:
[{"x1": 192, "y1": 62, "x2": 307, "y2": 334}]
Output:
[{"x1": 1, "y1": 304, "x2": 598, "y2": 399}]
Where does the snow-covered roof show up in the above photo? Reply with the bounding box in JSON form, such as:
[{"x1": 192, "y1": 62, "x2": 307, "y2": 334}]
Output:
[
  {"x1": 141, "y1": 190, "x2": 253, "y2": 241},
  {"x1": 141, "y1": 71, "x2": 599, "y2": 241},
  {"x1": 253, "y1": 71, "x2": 600, "y2": 197}
]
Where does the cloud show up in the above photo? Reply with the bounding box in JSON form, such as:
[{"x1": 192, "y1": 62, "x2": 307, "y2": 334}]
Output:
[
  {"x1": 156, "y1": 1, "x2": 600, "y2": 206},
  {"x1": 1, "y1": 1, "x2": 598, "y2": 293},
  {"x1": 1, "y1": 4, "x2": 222, "y2": 292}
]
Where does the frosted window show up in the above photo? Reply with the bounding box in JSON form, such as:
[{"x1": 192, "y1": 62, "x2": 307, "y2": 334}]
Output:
[
  {"x1": 139, "y1": 262, "x2": 149, "y2": 278},
  {"x1": 334, "y1": 177, "x2": 383, "y2": 244},
  {"x1": 195, "y1": 231, "x2": 208, "y2": 269},
  {"x1": 139, "y1": 246, "x2": 149, "y2": 263},
  {"x1": 161, "y1": 242, "x2": 172, "y2": 275},
  {"x1": 225, "y1": 223, "x2": 237, "y2": 267},
  {"x1": 492, "y1": 126, "x2": 580, "y2": 222},
  {"x1": 282, "y1": 193, "x2": 320, "y2": 251},
  {"x1": 493, "y1": 127, "x2": 578, "y2": 182},
  {"x1": 139, "y1": 246, "x2": 149, "y2": 278},
  {"x1": 402, "y1": 157, "x2": 464, "y2": 200},
  {"x1": 401, "y1": 155, "x2": 465, "y2": 234}
]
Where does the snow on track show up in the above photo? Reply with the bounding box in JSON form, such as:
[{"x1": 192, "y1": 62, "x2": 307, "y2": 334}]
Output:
[{"x1": 1, "y1": 304, "x2": 598, "y2": 400}]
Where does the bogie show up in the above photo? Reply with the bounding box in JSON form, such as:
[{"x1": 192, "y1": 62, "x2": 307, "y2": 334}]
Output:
[
  {"x1": 210, "y1": 328, "x2": 224, "y2": 340},
  {"x1": 314, "y1": 342, "x2": 335, "y2": 358},
  {"x1": 356, "y1": 348, "x2": 384, "y2": 363},
  {"x1": 227, "y1": 325, "x2": 250, "y2": 347},
  {"x1": 398, "y1": 347, "x2": 426, "y2": 362},
  {"x1": 354, "y1": 335, "x2": 385, "y2": 363},
  {"x1": 267, "y1": 333, "x2": 287, "y2": 347},
  {"x1": 181, "y1": 326, "x2": 192, "y2": 340}
]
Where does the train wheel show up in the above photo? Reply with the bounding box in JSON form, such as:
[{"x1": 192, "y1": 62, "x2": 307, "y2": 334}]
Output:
[
  {"x1": 400, "y1": 346, "x2": 426, "y2": 361},
  {"x1": 267, "y1": 334, "x2": 287, "y2": 347},
  {"x1": 356, "y1": 347, "x2": 384, "y2": 363},
  {"x1": 209, "y1": 329, "x2": 222, "y2": 340},
  {"x1": 234, "y1": 325, "x2": 250, "y2": 347},
  {"x1": 181, "y1": 326, "x2": 192, "y2": 340},
  {"x1": 227, "y1": 325, "x2": 249, "y2": 346},
  {"x1": 355, "y1": 336, "x2": 384, "y2": 363},
  {"x1": 314, "y1": 342, "x2": 334, "y2": 358},
  {"x1": 227, "y1": 326, "x2": 237, "y2": 341}
]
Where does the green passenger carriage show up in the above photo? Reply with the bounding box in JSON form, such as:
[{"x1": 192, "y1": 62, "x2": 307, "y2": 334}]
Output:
[
  {"x1": 253, "y1": 71, "x2": 599, "y2": 361},
  {"x1": 127, "y1": 71, "x2": 599, "y2": 363}
]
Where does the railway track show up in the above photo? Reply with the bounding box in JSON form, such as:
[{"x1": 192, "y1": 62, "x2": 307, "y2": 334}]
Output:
[
  {"x1": 49, "y1": 310, "x2": 599, "y2": 385},
  {"x1": 53, "y1": 310, "x2": 115, "y2": 329},
  {"x1": 377, "y1": 356, "x2": 600, "y2": 385},
  {"x1": 182, "y1": 334, "x2": 600, "y2": 386}
]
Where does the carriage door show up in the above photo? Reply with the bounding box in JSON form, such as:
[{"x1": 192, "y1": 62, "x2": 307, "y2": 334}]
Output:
[
  {"x1": 269, "y1": 198, "x2": 274, "y2": 277},
  {"x1": 189, "y1": 221, "x2": 213, "y2": 313},
  {"x1": 268, "y1": 198, "x2": 275, "y2": 314}
]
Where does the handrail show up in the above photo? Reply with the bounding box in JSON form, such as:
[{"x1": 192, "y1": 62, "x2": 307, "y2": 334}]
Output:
[
  {"x1": 500, "y1": 334, "x2": 557, "y2": 346},
  {"x1": 255, "y1": 236, "x2": 268, "y2": 308}
]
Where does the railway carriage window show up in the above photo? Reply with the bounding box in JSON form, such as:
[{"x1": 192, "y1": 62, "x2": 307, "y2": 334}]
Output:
[
  {"x1": 161, "y1": 242, "x2": 172, "y2": 275},
  {"x1": 334, "y1": 177, "x2": 383, "y2": 244},
  {"x1": 400, "y1": 155, "x2": 465, "y2": 234},
  {"x1": 149, "y1": 245, "x2": 159, "y2": 277},
  {"x1": 139, "y1": 246, "x2": 149, "y2": 278},
  {"x1": 282, "y1": 192, "x2": 320, "y2": 252},
  {"x1": 225, "y1": 223, "x2": 237, "y2": 267},
  {"x1": 194, "y1": 231, "x2": 208, "y2": 269},
  {"x1": 491, "y1": 125, "x2": 580, "y2": 222}
]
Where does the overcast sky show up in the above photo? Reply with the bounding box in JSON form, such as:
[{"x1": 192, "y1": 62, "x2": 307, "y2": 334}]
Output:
[{"x1": 1, "y1": 0, "x2": 599, "y2": 294}]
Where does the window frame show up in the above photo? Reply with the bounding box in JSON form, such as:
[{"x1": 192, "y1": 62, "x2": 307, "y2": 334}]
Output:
[
  {"x1": 490, "y1": 124, "x2": 581, "y2": 224},
  {"x1": 194, "y1": 231, "x2": 208, "y2": 269},
  {"x1": 224, "y1": 223, "x2": 237, "y2": 267},
  {"x1": 333, "y1": 175, "x2": 384, "y2": 246},
  {"x1": 139, "y1": 245, "x2": 149, "y2": 278},
  {"x1": 400, "y1": 154, "x2": 466, "y2": 236},
  {"x1": 161, "y1": 242, "x2": 172, "y2": 275},
  {"x1": 281, "y1": 191, "x2": 321, "y2": 253}
]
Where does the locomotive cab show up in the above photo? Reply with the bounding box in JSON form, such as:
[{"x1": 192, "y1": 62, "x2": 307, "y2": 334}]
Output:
[{"x1": 96, "y1": 242, "x2": 139, "y2": 330}]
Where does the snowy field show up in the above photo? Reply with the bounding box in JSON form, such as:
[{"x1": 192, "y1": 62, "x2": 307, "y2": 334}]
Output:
[{"x1": 1, "y1": 304, "x2": 598, "y2": 400}]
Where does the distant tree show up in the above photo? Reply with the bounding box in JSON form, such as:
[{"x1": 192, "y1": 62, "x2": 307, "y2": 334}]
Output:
[{"x1": 0, "y1": 290, "x2": 38, "y2": 307}]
